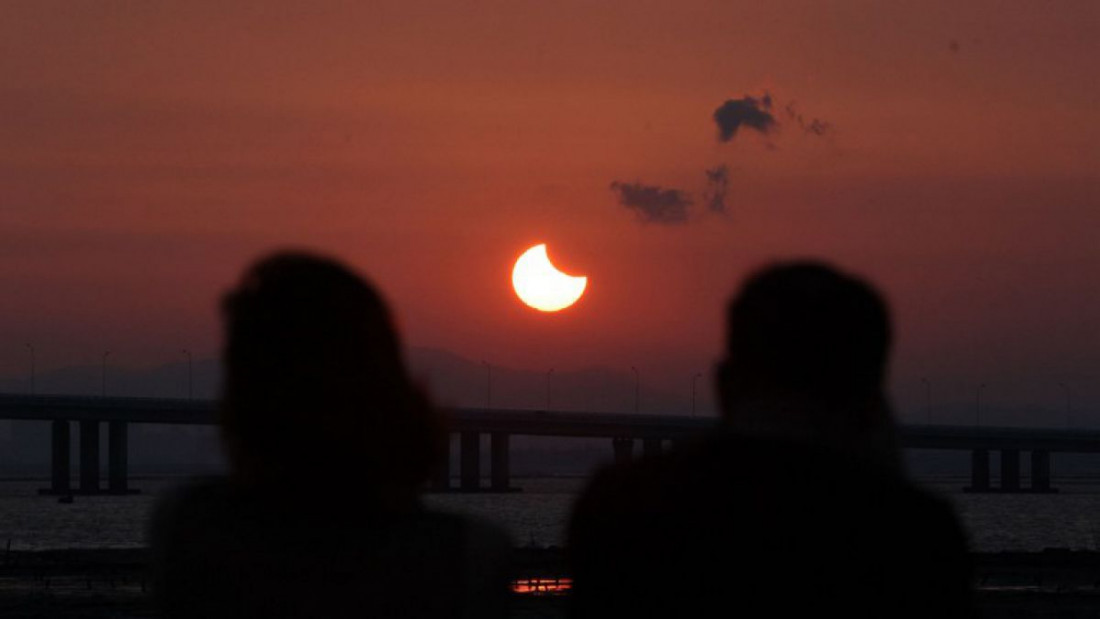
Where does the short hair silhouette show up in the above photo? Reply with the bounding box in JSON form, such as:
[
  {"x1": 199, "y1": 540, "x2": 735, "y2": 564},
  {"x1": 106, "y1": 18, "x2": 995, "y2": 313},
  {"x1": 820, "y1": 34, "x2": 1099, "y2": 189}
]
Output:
[
  {"x1": 719, "y1": 261, "x2": 891, "y2": 427},
  {"x1": 219, "y1": 251, "x2": 442, "y2": 500},
  {"x1": 567, "y1": 260, "x2": 974, "y2": 619}
]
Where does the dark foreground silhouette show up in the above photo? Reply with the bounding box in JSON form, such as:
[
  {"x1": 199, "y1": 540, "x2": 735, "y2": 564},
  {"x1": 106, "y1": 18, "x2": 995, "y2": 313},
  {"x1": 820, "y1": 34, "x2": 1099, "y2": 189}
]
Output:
[
  {"x1": 150, "y1": 252, "x2": 510, "y2": 619},
  {"x1": 569, "y1": 262, "x2": 974, "y2": 618}
]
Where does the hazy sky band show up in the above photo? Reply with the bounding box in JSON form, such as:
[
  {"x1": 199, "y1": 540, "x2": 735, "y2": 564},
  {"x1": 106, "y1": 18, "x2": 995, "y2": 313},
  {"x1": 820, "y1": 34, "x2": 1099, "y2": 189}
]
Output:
[{"x1": 0, "y1": 1, "x2": 1097, "y2": 422}]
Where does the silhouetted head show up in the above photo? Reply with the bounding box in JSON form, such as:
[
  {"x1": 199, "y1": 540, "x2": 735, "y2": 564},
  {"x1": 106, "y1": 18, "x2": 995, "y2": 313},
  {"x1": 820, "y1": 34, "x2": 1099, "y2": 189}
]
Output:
[
  {"x1": 220, "y1": 251, "x2": 442, "y2": 504},
  {"x1": 718, "y1": 261, "x2": 893, "y2": 439}
]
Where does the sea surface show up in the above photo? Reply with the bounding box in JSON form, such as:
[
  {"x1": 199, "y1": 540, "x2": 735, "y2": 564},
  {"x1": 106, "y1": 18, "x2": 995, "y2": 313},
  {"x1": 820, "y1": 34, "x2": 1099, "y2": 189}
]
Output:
[{"x1": 0, "y1": 477, "x2": 1097, "y2": 553}]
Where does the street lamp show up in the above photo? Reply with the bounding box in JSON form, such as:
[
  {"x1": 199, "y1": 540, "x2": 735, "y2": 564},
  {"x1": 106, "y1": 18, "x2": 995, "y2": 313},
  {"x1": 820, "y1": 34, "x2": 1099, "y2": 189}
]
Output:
[
  {"x1": 1059, "y1": 382, "x2": 1071, "y2": 428},
  {"x1": 546, "y1": 368, "x2": 554, "y2": 410},
  {"x1": 630, "y1": 366, "x2": 639, "y2": 414},
  {"x1": 182, "y1": 349, "x2": 193, "y2": 400},
  {"x1": 481, "y1": 360, "x2": 492, "y2": 409},
  {"x1": 976, "y1": 383, "x2": 986, "y2": 427},
  {"x1": 692, "y1": 373, "x2": 702, "y2": 417},
  {"x1": 25, "y1": 344, "x2": 35, "y2": 396},
  {"x1": 101, "y1": 351, "x2": 111, "y2": 397},
  {"x1": 922, "y1": 378, "x2": 931, "y2": 424}
]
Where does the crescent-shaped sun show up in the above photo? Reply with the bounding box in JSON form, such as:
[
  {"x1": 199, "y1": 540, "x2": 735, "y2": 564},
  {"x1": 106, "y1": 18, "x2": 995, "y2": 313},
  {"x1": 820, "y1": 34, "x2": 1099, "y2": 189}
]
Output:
[{"x1": 512, "y1": 244, "x2": 587, "y2": 312}]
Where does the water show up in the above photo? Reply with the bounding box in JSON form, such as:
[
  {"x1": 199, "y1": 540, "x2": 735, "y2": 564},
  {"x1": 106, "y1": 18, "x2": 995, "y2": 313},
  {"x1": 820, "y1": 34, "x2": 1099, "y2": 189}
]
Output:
[
  {"x1": 945, "y1": 480, "x2": 1100, "y2": 552},
  {"x1": 0, "y1": 477, "x2": 1098, "y2": 552}
]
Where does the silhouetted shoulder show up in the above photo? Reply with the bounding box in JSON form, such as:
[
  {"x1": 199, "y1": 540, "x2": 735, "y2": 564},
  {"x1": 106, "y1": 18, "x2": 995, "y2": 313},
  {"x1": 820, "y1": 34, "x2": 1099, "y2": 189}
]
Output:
[
  {"x1": 151, "y1": 478, "x2": 511, "y2": 619},
  {"x1": 568, "y1": 434, "x2": 974, "y2": 619}
]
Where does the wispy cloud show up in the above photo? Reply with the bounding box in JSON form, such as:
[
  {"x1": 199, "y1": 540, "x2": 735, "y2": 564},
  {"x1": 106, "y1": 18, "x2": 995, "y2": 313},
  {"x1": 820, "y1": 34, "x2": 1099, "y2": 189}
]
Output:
[
  {"x1": 783, "y1": 102, "x2": 832, "y2": 137},
  {"x1": 610, "y1": 181, "x2": 692, "y2": 225},
  {"x1": 703, "y1": 165, "x2": 729, "y2": 214}
]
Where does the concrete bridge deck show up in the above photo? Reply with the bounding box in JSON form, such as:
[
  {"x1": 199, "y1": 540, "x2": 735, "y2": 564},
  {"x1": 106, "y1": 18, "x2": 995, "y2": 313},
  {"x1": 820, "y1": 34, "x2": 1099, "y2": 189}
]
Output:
[{"x1": 0, "y1": 394, "x2": 1097, "y2": 494}]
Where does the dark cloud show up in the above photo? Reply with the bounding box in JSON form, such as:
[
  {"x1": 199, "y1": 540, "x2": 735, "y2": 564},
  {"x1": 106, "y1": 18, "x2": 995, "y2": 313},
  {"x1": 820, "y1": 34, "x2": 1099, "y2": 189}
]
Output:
[
  {"x1": 610, "y1": 181, "x2": 692, "y2": 225},
  {"x1": 949, "y1": 39, "x2": 960, "y2": 53},
  {"x1": 784, "y1": 102, "x2": 832, "y2": 137},
  {"x1": 703, "y1": 165, "x2": 729, "y2": 214},
  {"x1": 713, "y1": 94, "x2": 776, "y2": 142}
]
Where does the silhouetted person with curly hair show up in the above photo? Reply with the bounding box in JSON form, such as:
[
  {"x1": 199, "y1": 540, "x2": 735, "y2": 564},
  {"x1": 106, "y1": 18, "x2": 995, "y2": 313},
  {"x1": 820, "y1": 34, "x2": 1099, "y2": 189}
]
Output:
[
  {"x1": 569, "y1": 261, "x2": 974, "y2": 618},
  {"x1": 151, "y1": 251, "x2": 510, "y2": 619}
]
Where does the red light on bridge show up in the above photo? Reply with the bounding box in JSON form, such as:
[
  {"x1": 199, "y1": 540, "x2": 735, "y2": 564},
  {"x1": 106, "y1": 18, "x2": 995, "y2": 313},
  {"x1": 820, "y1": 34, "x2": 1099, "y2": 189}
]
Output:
[{"x1": 512, "y1": 577, "x2": 572, "y2": 595}]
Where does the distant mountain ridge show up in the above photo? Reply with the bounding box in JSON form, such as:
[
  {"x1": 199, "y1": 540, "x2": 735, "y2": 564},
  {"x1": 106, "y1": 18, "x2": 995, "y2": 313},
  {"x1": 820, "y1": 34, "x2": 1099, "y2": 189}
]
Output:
[{"x1": 0, "y1": 347, "x2": 704, "y2": 417}]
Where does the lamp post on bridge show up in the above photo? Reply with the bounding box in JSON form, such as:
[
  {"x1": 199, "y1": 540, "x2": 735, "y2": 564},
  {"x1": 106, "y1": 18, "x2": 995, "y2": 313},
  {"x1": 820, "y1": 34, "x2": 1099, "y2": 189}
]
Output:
[
  {"x1": 922, "y1": 378, "x2": 931, "y2": 424},
  {"x1": 546, "y1": 368, "x2": 554, "y2": 410},
  {"x1": 692, "y1": 373, "x2": 702, "y2": 417},
  {"x1": 481, "y1": 360, "x2": 492, "y2": 409},
  {"x1": 182, "y1": 349, "x2": 193, "y2": 401},
  {"x1": 631, "y1": 366, "x2": 639, "y2": 414},
  {"x1": 25, "y1": 344, "x2": 35, "y2": 395},
  {"x1": 101, "y1": 351, "x2": 111, "y2": 398},
  {"x1": 1059, "y1": 382, "x2": 1071, "y2": 428},
  {"x1": 976, "y1": 383, "x2": 986, "y2": 427}
]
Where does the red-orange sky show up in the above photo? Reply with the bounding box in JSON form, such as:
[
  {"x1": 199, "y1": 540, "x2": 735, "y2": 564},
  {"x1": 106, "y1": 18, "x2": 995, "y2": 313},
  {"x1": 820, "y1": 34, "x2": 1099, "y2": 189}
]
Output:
[{"x1": 1, "y1": 2, "x2": 1098, "y2": 423}]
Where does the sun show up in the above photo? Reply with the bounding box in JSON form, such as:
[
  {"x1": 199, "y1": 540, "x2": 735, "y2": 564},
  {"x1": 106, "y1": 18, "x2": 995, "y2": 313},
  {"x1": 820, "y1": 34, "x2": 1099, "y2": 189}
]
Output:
[{"x1": 512, "y1": 244, "x2": 587, "y2": 312}]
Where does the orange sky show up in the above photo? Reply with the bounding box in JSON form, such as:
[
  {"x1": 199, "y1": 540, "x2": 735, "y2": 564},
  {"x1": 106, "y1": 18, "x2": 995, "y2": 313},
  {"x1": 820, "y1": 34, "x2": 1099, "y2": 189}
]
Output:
[{"x1": 1, "y1": 1, "x2": 1098, "y2": 422}]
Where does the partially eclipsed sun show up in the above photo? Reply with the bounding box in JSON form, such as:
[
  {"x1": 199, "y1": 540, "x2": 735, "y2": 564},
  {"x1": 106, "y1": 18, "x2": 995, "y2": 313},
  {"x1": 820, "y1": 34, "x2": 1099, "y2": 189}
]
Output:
[{"x1": 512, "y1": 244, "x2": 587, "y2": 312}]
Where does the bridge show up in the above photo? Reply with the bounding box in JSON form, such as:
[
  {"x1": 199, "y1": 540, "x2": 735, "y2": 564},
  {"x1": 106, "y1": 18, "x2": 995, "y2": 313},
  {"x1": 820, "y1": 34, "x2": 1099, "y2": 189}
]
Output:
[{"x1": 0, "y1": 393, "x2": 1097, "y2": 495}]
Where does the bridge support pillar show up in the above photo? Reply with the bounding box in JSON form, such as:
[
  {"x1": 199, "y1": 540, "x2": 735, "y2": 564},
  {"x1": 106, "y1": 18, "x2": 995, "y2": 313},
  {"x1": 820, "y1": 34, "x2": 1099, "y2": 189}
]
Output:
[
  {"x1": 40, "y1": 421, "x2": 71, "y2": 495},
  {"x1": 79, "y1": 421, "x2": 100, "y2": 494},
  {"x1": 965, "y1": 449, "x2": 990, "y2": 492},
  {"x1": 490, "y1": 433, "x2": 510, "y2": 492},
  {"x1": 642, "y1": 438, "x2": 662, "y2": 458},
  {"x1": 108, "y1": 422, "x2": 129, "y2": 494},
  {"x1": 460, "y1": 432, "x2": 480, "y2": 492},
  {"x1": 1031, "y1": 450, "x2": 1053, "y2": 492},
  {"x1": 1001, "y1": 449, "x2": 1021, "y2": 492},
  {"x1": 430, "y1": 435, "x2": 451, "y2": 491},
  {"x1": 612, "y1": 437, "x2": 633, "y2": 466}
]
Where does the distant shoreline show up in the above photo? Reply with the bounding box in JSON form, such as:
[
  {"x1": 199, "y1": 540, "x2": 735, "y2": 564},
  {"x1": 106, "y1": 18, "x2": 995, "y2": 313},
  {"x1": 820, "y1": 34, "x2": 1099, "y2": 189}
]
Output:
[
  {"x1": 4, "y1": 546, "x2": 1100, "y2": 587},
  {"x1": 0, "y1": 547, "x2": 1099, "y2": 619},
  {"x1": 4, "y1": 473, "x2": 1100, "y2": 483}
]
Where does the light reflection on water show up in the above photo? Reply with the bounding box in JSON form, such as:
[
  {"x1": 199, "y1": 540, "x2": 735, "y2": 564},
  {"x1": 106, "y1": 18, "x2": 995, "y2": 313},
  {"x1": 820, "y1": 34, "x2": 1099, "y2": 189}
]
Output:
[{"x1": 0, "y1": 477, "x2": 1098, "y2": 552}]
